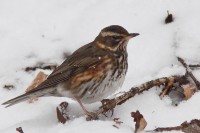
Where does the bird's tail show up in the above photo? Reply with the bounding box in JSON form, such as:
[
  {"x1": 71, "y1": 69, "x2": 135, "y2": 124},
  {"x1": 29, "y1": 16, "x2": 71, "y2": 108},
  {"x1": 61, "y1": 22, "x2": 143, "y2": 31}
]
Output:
[{"x1": 2, "y1": 87, "x2": 54, "y2": 107}]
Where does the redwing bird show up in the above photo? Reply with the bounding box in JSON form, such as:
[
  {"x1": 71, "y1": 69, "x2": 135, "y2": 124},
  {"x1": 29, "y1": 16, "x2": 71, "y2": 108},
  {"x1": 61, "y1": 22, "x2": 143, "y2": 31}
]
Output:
[{"x1": 2, "y1": 25, "x2": 139, "y2": 119}]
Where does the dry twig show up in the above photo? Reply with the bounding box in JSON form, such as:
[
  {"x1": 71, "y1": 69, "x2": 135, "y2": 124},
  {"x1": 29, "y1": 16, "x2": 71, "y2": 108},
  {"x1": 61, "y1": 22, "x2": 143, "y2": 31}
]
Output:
[
  {"x1": 112, "y1": 118, "x2": 123, "y2": 129},
  {"x1": 189, "y1": 64, "x2": 200, "y2": 68},
  {"x1": 93, "y1": 76, "x2": 182, "y2": 118},
  {"x1": 25, "y1": 63, "x2": 57, "y2": 72},
  {"x1": 3, "y1": 85, "x2": 14, "y2": 90},
  {"x1": 178, "y1": 57, "x2": 200, "y2": 90},
  {"x1": 159, "y1": 78, "x2": 174, "y2": 98},
  {"x1": 151, "y1": 119, "x2": 200, "y2": 133}
]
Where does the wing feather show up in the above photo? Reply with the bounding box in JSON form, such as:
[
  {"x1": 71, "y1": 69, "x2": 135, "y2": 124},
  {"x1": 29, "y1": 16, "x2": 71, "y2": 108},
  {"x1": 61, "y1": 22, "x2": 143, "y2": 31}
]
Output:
[{"x1": 28, "y1": 43, "x2": 102, "y2": 92}]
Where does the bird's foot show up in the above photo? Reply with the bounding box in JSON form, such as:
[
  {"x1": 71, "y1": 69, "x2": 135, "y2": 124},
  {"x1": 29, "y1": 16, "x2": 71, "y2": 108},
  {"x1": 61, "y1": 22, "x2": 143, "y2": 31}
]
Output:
[{"x1": 86, "y1": 111, "x2": 99, "y2": 121}]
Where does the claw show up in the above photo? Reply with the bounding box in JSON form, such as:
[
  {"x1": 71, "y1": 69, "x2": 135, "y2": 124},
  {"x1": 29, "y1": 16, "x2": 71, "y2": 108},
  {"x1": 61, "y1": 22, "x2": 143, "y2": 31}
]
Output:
[
  {"x1": 75, "y1": 97, "x2": 99, "y2": 120},
  {"x1": 86, "y1": 112, "x2": 99, "y2": 121}
]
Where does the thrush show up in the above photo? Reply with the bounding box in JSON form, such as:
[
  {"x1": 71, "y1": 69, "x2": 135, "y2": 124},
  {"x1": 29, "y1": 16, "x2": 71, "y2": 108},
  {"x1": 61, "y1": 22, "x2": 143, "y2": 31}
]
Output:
[{"x1": 2, "y1": 25, "x2": 139, "y2": 119}]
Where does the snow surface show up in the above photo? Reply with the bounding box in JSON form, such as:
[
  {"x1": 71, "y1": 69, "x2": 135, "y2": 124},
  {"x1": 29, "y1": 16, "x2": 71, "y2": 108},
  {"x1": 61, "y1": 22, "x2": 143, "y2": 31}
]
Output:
[{"x1": 0, "y1": 0, "x2": 200, "y2": 133}]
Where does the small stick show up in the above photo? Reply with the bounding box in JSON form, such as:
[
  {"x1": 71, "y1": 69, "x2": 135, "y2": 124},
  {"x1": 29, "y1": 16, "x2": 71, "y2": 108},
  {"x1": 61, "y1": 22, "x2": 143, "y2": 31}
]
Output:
[
  {"x1": 159, "y1": 79, "x2": 174, "y2": 98},
  {"x1": 152, "y1": 126, "x2": 182, "y2": 132},
  {"x1": 177, "y1": 57, "x2": 200, "y2": 90},
  {"x1": 149, "y1": 119, "x2": 200, "y2": 133},
  {"x1": 189, "y1": 64, "x2": 200, "y2": 68},
  {"x1": 94, "y1": 76, "x2": 182, "y2": 117}
]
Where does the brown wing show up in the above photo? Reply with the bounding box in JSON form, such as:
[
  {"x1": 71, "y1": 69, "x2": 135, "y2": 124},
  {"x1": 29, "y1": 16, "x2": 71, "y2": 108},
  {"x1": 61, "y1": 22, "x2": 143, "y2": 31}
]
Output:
[{"x1": 28, "y1": 43, "x2": 102, "y2": 92}]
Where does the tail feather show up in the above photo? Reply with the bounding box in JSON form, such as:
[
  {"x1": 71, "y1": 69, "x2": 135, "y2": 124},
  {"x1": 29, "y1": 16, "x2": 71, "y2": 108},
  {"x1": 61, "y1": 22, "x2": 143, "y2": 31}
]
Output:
[
  {"x1": 2, "y1": 87, "x2": 55, "y2": 107},
  {"x1": 2, "y1": 93, "x2": 34, "y2": 107}
]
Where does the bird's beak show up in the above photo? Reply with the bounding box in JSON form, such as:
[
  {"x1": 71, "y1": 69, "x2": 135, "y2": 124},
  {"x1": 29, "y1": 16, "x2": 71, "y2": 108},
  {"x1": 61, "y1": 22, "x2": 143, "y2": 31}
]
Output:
[{"x1": 125, "y1": 33, "x2": 139, "y2": 40}]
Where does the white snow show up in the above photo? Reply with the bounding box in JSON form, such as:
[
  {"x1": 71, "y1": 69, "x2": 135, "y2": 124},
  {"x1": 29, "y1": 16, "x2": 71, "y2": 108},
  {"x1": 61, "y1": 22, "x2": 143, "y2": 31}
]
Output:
[{"x1": 0, "y1": 0, "x2": 200, "y2": 133}]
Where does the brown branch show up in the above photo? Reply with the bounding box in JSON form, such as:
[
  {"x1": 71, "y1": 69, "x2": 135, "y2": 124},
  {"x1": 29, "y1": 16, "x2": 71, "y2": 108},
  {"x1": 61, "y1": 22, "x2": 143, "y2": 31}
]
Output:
[
  {"x1": 24, "y1": 63, "x2": 57, "y2": 72},
  {"x1": 151, "y1": 119, "x2": 200, "y2": 133},
  {"x1": 93, "y1": 76, "x2": 182, "y2": 117},
  {"x1": 152, "y1": 126, "x2": 182, "y2": 132},
  {"x1": 3, "y1": 84, "x2": 15, "y2": 90},
  {"x1": 129, "y1": 111, "x2": 200, "y2": 133},
  {"x1": 177, "y1": 57, "x2": 200, "y2": 90},
  {"x1": 189, "y1": 64, "x2": 200, "y2": 68},
  {"x1": 112, "y1": 118, "x2": 123, "y2": 129},
  {"x1": 159, "y1": 78, "x2": 174, "y2": 98}
]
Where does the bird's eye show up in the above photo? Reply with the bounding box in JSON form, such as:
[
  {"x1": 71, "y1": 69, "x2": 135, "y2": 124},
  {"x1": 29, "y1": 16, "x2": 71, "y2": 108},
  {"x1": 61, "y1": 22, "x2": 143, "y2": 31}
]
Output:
[
  {"x1": 111, "y1": 36, "x2": 122, "y2": 42},
  {"x1": 112, "y1": 36, "x2": 119, "y2": 40}
]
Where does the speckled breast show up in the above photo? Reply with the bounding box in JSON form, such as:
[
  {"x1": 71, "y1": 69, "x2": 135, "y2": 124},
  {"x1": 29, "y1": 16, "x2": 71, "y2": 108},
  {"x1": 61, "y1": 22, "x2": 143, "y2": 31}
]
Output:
[{"x1": 69, "y1": 54, "x2": 128, "y2": 104}]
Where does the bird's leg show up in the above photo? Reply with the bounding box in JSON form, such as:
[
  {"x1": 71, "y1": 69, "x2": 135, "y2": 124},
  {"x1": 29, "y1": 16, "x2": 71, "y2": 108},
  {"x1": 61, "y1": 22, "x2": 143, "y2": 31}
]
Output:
[{"x1": 75, "y1": 97, "x2": 98, "y2": 120}]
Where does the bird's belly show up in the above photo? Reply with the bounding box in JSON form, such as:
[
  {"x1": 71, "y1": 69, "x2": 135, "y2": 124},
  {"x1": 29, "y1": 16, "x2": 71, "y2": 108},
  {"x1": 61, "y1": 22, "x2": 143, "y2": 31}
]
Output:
[{"x1": 79, "y1": 69, "x2": 126, "y2": 104}]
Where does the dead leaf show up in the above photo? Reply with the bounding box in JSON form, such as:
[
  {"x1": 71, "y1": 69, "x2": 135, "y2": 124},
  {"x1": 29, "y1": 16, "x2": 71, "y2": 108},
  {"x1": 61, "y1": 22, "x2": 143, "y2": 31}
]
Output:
[
  {"x1": 56, "y1": 101, "x2": 69, "y2": 124},
  {"x1": 131, "y1": 110, "x2": 147, "y2": 133},
  {"x1": 181, "y1": 83, "x2": 196, "y2": 100},
  {"x1": 16, "y1": 127, "x2": 24, "y2": 133},
  {"x1": 26, "y1": 71, "x2": 48, "y2": 103}
]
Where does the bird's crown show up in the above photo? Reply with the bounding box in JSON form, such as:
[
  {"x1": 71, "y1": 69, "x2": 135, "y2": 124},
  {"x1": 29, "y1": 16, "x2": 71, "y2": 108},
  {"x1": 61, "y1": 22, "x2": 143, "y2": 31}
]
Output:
[{"x1": 100, "y1": 25, "x2": 129, "y2": 37}]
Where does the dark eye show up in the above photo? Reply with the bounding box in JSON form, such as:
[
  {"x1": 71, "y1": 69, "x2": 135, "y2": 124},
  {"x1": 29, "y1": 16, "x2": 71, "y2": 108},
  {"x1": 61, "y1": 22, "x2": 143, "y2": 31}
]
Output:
[
  {"x1": 111, "y1": 36, "x2": 122, "y2": 42},
  {"x1": 112, "y1": 36, "x2": 119, "y2": 40}
]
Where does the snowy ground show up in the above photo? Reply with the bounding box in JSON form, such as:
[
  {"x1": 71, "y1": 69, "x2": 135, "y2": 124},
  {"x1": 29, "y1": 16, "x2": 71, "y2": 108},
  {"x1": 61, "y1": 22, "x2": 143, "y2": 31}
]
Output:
[{"x1": 0, "y1": 0, "x2": 200, "y2": 133}]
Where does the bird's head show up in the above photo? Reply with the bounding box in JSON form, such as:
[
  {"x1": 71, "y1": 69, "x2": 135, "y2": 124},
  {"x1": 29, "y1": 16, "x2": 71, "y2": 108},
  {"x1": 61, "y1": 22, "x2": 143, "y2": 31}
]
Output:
[{"x1": 95, "y1": 25, "x2": 139, "y2": 52}]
